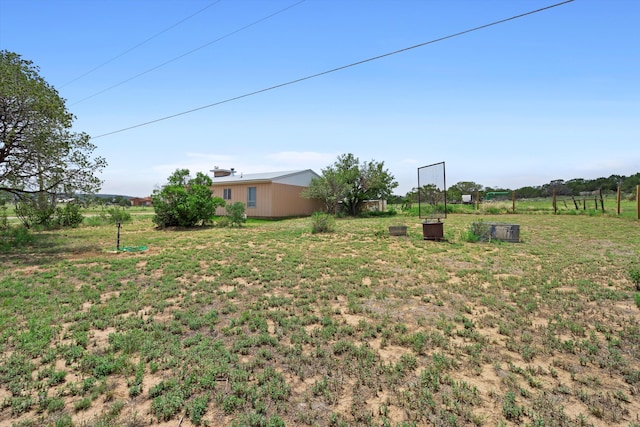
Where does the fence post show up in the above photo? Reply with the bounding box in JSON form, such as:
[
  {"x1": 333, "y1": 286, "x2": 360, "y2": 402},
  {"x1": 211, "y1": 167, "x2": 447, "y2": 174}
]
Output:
[
  {"x1": 617, "y1": 185, "x2": 621, "y2": 216},
  {"x1": 553, "y1": 190, "x2": 557, "y2": 214},
  {"x1": 512, "y1": 191, "x2": 515, "y2": 214},
  {"x1": 637, "y1": 185, "x2": 640, "y2": 220}
]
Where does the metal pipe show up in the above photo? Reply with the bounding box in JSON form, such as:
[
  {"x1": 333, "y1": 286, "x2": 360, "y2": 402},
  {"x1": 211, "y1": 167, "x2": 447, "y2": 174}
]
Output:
[{"x1": 116, "y1": 222, "x2": 121, "y2": 251}]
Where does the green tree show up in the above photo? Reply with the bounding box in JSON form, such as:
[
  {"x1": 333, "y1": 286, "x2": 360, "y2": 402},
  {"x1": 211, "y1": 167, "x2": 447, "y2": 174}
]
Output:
[
  {"x1": 565, "y1": 178, "x2": 587, "y2": 195},
  {"x1": 304, "y1": 153, "x2": 397, "y2": 216},
  {"x1": 152, "y1": 170, "x2": 224, "y2": 228},
  {"x1": 622, "y1": 173, "x2": 640, "y2": 195},
  {"x1": 302, "y1": 167, "x2": 346, "y2": 214},
  {"x1": 541, "y1": 179, "x2": 570, "y2": 196},
  {"x1": 514, "y1": 186, "x2": 543, "y2": 199},
  {"x1": 0, "y1": 51, "x2": 106, "y2": 226},
  {"x1": 447, "y1": 181, "x2": 483, "y2": 202}
]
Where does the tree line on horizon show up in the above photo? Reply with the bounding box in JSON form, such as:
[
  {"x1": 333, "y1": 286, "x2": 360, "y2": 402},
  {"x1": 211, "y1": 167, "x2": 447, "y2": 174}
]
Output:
[{"x1": 396, "y1": 173, "x2": 640, "y2": 205}]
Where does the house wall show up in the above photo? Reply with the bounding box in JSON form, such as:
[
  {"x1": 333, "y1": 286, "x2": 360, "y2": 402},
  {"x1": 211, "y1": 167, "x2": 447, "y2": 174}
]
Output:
[
  {"x1": 130, "y1": 197, "x2": 153, "y2": 207},
  {"x1": 212, "y1": 183, "x2": 256, "y2": 216},
  {"x1": 212, "y1": 182, "x2": 322, "y2": 218},
  {"x1": 270, "y1": 183, "x2": 323, "y2": 217}
]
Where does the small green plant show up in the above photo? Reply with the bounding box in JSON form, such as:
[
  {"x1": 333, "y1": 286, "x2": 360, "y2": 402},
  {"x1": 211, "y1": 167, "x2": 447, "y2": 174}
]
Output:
[
  {"x1": 187, "y1": 394, "x2": 209, "y2": 425},
  {"x1": 74, "y1": 397, "x2": 91, "y2": 411},
  {"x1": 629, "y1": 267, "x2": 640, "y2": 290},
  {"x1": 53, "y1": 414, "x2": 74, "y2": 427},
  {"x1": 152, "y1": 388, "x2": 185, "y2": 421},
  {"x1": 311, "y1": 212, "x2": 335, "y2": 234},
  {"x1": 635, "y1": 293, "x2": 640, "y2": 309},
  {"x1": 502, "y1": 391, "x2": 523, "y2": 421}
]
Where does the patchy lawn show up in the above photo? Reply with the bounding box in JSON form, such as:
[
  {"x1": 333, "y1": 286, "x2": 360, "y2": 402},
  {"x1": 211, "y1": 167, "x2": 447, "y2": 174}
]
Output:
[{"x1": 1, "y1": 214, "x2": 639, "y2": 426}]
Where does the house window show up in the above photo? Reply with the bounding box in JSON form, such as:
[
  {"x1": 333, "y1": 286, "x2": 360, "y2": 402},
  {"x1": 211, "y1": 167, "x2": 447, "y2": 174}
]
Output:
[
  {"x1": 247, "y1": 187, "x2": 256, "y2": 208},
  {"x1": 223, "y1": 188, "x2": 232, "y2": 200}
]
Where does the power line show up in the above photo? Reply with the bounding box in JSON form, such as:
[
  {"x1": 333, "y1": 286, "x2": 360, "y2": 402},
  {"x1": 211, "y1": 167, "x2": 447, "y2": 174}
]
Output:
[
  {"x1": 91, "y1": 0, "x2": 574, "y2": 140},
  {"x1": 61, "y1": 0, "x2": 223, "y2": 89},
  {"x1": 71, "y1": 0, "x2": 306, "y2": 106}
]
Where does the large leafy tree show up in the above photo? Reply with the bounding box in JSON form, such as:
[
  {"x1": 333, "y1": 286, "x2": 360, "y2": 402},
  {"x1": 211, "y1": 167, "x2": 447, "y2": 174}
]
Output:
[
  {"x1": 447, "y1": 181, "x2": 483, "y2": 202},
  {"x1": 514, "y1": 185, "x2": 543, "y2": 199},
  {"x1": 0, "y1": 51, "x2": 106, "y2": 226},
  {"x1": 152, "y1": 169, "x2": 225, "y2": 228},
  {"x1": 302, "y1": 167, "x2": 346, "y2": 214},
  {"x1": 304, "y1": 153, "x2": 397, "y2": 216}
]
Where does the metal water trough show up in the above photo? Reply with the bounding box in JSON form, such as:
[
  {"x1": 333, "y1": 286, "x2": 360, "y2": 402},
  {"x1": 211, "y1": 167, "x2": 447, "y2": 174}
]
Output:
[
  {"x1": 487, "y1": 223, "x2": 520, "y2": 242},
  {"x1": 422, "y1": 221, "x2": 444, "y2": 241},
  {"x1": 388, "y1": 226, "x2": 407, "y2": 236}
]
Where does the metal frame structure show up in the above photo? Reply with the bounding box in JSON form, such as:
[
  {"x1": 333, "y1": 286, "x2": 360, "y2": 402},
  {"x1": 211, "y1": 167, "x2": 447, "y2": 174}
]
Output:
[{"x1": 417, "y1": 161, "x2": 447, "y2": 221}]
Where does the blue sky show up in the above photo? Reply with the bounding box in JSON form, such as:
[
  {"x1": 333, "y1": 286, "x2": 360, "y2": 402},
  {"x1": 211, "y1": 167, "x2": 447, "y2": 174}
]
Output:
[{"x1": 1, "y1": 0, "x2": 638, "y2": 197}]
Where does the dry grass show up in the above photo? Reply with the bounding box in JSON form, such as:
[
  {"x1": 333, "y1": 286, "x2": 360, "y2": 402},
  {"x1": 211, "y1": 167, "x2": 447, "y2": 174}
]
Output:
[{"x1": 1, "y1": 213, "x2": 639, "y2": 426}]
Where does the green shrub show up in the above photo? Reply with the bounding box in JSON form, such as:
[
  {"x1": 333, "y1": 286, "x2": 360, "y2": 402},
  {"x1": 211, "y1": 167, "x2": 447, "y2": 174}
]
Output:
[
  {"x1": 152, "y1": 170, "x2": 225, "y2": 228},
  {"x1": 464, "y1": 220, "x2": 491, "y2": 242},
  {"x1": 311, "y1": 212, "x2": 335, "y2": 234},
  {"x1": 635, "y1": 293, "x2": 640, "y2": 309},
  {"x1": 187, "y1": 395, "x2": 210, "y2": 425},
  {"x1": 55, "y1": 203, "x2": 84, "y2": 227},
  {"x1": 0, "y1": 226, "x2": 34, "y2": 250},
  {"x1": 106, "y1": 207, "x2": 132, "y2": 224},
  {"x1": 462, "y1": 229, "x2": 479, "y2": 243},
  {"x1": 46, "y1": 397, "x2": 65, "y2": 413},
  {"x1": 12, "y1": 199, "x2": 83, "y2": 229},
  {"x1": 226, "y1": 202, "x2": 247, "y2": 227},
  {"x1": 152, "y1": 389, "x2": 185, "y2": 421}
]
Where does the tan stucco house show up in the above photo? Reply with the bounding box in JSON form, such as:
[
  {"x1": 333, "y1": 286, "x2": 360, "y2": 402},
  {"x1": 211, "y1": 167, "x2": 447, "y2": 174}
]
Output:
[{"x1": 209, "y1": 168, "x2": 323, "y2": 218}]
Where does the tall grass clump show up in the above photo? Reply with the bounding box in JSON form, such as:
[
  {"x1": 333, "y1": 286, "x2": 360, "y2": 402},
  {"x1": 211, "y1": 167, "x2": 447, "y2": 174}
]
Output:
[
  {"x1": 630, "y1": 267, "x2": 640, "y2": 291},
  {"x1": 311, "y1": 212, "x2": 335, "y2": 233},
  {"x1": 463, "y1": 220, "x2": 491, "y2": 242}
]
